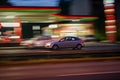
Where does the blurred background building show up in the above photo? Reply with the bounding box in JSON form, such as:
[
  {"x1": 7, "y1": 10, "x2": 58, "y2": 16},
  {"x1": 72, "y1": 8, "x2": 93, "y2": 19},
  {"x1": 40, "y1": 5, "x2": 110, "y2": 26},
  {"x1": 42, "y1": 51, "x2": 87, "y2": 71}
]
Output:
[{"x1": 0, "y1": 0, "x2": 119, "y2": 43}]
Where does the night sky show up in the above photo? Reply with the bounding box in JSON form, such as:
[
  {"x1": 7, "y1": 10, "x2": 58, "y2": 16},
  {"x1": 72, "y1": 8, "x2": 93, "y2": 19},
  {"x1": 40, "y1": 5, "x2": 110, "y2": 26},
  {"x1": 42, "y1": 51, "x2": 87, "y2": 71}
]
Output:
[{"x1": 8, "y1": 0, "x2": 59, "y2": 7}]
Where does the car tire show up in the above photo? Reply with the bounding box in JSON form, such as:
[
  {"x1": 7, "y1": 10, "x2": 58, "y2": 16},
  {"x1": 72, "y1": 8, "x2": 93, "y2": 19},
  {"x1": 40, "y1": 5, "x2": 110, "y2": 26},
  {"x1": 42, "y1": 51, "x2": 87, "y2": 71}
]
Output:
[
  {"x1": 76, "y1": 44, "x2": 82, "y2": 50},
  {"x1": 52, "y1": 45, "x2": 59, "y2": 50}
]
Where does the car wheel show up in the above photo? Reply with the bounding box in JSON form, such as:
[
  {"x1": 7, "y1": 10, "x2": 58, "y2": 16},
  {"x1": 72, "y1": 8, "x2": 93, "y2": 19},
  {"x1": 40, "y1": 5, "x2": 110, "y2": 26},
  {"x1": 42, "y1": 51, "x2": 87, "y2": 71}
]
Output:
[
  {"x1": 76, "y1": 44, "x2": 82, "y2": 50},
  {"x1": 52, "y1": 45, "x2": 59, "y2": 50}
]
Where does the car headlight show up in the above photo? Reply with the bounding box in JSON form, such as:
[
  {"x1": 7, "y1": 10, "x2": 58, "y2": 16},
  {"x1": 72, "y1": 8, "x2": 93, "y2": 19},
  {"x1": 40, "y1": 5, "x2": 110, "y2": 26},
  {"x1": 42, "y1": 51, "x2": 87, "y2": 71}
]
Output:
[
  {"x1": 45, "y1": 43, "x2": 52, "y2": 46},
  {"x1": 45, "y1": 43, "x2": 52, "y2": 47}
]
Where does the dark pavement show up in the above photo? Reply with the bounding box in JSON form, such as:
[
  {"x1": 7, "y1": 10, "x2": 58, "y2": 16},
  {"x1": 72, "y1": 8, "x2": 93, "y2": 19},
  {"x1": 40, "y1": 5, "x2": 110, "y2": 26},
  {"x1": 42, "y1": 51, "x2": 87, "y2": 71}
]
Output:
[{"x1": 0, "y1": 61, "x2": 120, "y2": 80}]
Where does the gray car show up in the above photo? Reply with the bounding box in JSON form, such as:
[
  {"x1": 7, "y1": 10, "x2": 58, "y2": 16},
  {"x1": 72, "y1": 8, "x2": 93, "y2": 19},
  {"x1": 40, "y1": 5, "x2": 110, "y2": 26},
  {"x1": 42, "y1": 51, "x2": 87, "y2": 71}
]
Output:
[{"x1": 45, "y1": 36, "x2": 85, "y2": 50}]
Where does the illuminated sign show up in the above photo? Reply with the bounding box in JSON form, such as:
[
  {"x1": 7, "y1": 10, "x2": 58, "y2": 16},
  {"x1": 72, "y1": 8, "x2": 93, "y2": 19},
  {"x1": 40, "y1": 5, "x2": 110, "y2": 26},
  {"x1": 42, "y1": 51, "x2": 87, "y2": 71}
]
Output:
[
  {"x1": 103, "y1": 0, "x2": 114, "y2": 4},
  {"x1": 49, "y1": 24, "x2": 58, "y2": 28},
  {"x1": 106, "y1": 15, "x2": 115, "y2": 20},
  {"x1": 1, "y1": 22, "x2": 20, "y2": 27},
  {"x1": 104, "y1": 0, "x2": 116, "y2": 42},
  {"x1": 105, "y1": 20, "x2": 116, "y2": 25},
  {"x1": 104, "y1": 9, "x2": 115, "y2": 14},
  {"x1": 32, "y1": 26, "x2": 40, "y2": 30}
]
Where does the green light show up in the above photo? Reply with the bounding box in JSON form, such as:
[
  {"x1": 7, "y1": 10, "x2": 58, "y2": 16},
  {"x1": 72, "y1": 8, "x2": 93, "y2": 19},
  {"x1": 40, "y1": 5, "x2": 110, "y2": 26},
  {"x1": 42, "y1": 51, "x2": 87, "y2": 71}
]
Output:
[
  {"x1": 80, "y1": 18, "x2": 98, "y2": 21},
  {"x1": 0, "y1": 10, "x2": 59, "y2": 13}
]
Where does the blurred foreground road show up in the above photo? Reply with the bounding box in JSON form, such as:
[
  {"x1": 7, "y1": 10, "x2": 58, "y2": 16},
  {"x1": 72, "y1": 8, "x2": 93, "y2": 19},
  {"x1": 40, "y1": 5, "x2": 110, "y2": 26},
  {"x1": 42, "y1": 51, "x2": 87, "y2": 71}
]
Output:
[
  {"x1": 0, "y1": 42, "x2": 120, "y2": 80},
  {"x1": 0, "y1": 61, "x2": 120, "y2": 80}
]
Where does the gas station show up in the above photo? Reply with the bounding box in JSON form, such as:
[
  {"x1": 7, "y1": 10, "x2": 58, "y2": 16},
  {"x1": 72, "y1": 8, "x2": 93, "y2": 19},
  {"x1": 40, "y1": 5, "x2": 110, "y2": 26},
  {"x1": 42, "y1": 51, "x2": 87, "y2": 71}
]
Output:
[
  {"x1": 0, "y1": 0, "x2": 119, "y2": 43},
  {"x1": 0, "y1": 7, "x2": 98, "y2": 43}
]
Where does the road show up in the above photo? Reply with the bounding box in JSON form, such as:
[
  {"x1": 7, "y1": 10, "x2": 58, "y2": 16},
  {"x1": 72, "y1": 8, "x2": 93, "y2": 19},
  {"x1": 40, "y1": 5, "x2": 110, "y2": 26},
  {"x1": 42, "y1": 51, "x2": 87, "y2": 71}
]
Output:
[
  {"x1": 0, "y1": 43, "x2": 120, "y2": 61},
  {"x1": 0, "y1": 61, "x2": 120, "y2": 80},
  {"x1": 0, "y1": 43, "x2": 120, "y2": 55}
]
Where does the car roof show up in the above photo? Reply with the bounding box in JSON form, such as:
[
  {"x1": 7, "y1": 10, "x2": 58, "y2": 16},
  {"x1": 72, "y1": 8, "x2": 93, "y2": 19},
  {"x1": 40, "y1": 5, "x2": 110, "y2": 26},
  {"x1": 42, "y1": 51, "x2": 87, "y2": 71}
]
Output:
[{"x1": 64, "y1": 36, "x2": 79, "y2": 38}]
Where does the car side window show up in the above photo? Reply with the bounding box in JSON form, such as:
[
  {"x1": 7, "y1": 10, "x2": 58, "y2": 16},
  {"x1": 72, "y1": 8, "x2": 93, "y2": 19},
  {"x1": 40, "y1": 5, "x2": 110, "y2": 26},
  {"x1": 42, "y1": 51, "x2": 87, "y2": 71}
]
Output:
[
  {"x1": 71, "y1": 37, "x2": 75, "y2": 41},
  {"x1": 74, "y1": 37, "x2": 80, "y2": 40},
  {"x1": 65, "y1": 37, "x2": 72, "y2": 41}
]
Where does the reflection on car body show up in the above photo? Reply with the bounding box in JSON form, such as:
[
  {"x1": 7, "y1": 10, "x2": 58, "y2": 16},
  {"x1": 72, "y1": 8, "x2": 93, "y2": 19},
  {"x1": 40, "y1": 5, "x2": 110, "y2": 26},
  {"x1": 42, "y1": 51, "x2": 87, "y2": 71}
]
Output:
[
  {"x1": 20, "y1": 36, "x2": 84, "y2": 50},
  {"x1": 20, "y1": 35, "x2": 53, "y2": 48}
]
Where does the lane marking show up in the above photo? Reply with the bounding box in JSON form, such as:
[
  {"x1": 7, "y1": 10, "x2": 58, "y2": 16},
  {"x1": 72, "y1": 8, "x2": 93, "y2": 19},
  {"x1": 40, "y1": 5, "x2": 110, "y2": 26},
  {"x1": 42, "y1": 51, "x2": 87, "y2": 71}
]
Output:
[
  {"x1": 57, "y1": 71, "x2": 120, "y2": 77},
  {"x1": 0, "y1": 71, "x2": 120, "y2": 77}
]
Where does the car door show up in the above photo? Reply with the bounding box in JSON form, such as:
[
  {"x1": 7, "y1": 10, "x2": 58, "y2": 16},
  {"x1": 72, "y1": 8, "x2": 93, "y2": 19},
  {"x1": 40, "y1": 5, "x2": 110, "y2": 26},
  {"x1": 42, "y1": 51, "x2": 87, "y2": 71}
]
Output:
[
  {"x1": 64, "y1": 37, "x2": 73, "y2": 48},
  {"x1": 67, "y1": 37, "x2": 78, "y2": 47},
  {"x1": 70, "y1": 37, "x2": 79, "y2": 47},
  {"x1": 57, "y1": 37, "x2": 71, "y2": 48}
]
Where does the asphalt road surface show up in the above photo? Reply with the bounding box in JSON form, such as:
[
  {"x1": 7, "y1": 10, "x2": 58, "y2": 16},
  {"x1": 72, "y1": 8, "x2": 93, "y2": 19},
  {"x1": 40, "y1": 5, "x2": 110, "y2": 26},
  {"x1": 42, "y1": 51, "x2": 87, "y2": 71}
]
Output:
[
  {"x1": 0, "y1": 43, "x2": 120, "y2": 55},
  {"x1": 0, "y1": 61, "x2": 120, "y2": 80}
]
